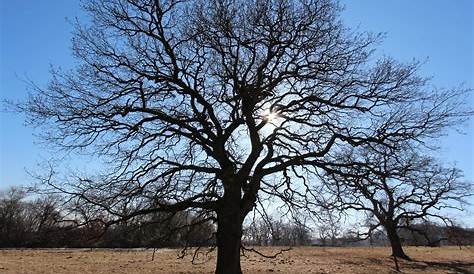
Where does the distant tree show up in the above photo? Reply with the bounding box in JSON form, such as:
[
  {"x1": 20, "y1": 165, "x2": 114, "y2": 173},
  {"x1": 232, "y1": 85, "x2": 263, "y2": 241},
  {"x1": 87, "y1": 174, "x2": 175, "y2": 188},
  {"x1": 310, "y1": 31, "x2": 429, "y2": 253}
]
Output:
[
  {"x1": 446, "y1": 225, "x2": 474, "y2": 249},
  {"x1": 27, "y1": 195, "x2": 63, "y2": 247},
  {"x1": 361, "y1": 212, "x2": 381, "y2": 247},
  {"x1": 0, "y1": 187, "x2": 28, "y2": 247},
  {"x1": 18, "y1": 0, "x2": 470, "y2": 272},
  {"x1": 243, "y1": 217, "x2": 311, "y2": 246},
  {"x1": 0, "y1": 188, "x2": 62, "y2": 247},
  {"x1": 316, "y1": 209, "x2": 341, "y2": 246},
  {"x1": 243, "y1": 219, "x2": 273, "y2": 246},
  {"x1": 272, "y1": 219, "x2": 312, "y2": 246},
  {"x1": 397, "y1": 219, "x2": 446, "y2": 247},
  {"x1": 288, "y1": 221, "x2": 312, "y2": 246},
  {"x1": 323, "y1": 151, "x2": 471, "y2": 259}
]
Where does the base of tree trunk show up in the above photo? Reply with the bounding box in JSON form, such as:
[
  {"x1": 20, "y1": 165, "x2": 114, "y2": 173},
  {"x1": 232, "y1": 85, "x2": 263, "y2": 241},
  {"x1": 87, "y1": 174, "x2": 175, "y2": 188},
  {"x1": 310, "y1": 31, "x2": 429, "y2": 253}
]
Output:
[
  {"x1": 386, "y1": 226, "x2": 411, "y2": 261},
  {"x1": 391, "y1": 245, "x2": 411, "y2": 261},
  {"x1": 215, "y1": 205, "x2": 244, "y2": 274},
  {"x1": 215, "y1": 243, "x2": 242, "y2": 274},
  {"x1": 392, "y1": 251, "x2": 411, "y2": 260}
]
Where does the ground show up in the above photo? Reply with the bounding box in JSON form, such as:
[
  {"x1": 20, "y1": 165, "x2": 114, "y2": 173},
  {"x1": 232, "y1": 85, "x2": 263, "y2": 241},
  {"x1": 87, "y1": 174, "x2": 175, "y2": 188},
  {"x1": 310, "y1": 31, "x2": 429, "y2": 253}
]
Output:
[{"x1": 0, "y1": 246, "x2": 473, "y2": 274}]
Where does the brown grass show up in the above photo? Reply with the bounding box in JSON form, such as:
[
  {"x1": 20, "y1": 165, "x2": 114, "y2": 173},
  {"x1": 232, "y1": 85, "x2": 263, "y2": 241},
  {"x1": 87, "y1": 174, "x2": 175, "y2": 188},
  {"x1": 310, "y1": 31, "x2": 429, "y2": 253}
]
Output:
[{"x1": 0, "y1": 246, "x2": 473, "y2": 274}]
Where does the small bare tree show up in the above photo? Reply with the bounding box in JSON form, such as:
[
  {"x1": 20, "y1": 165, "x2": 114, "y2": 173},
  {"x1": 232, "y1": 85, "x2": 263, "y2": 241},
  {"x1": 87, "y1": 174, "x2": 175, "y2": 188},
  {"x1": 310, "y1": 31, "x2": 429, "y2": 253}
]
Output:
[
  {"x1": 316, "y1": 209, "x2": 341, "y2": 246},
  {"x1": 17, "y1": 0, "x2": 469, "y2": 272},
  {"x1": 0, "y1": 187, "x2": 28, "y2": 247},
  {"x1": 243, "y1": 217, "x2": 311, "y2": 246},
  {"x1": 446, "y1": 224, "x2": 474, "y2": 249},
  {"x1": 0, "y1": 188, "x2": 63, "y2": 247},
  {"x1": 323, "y1": 150, "x2": 471, "y2": 259}
]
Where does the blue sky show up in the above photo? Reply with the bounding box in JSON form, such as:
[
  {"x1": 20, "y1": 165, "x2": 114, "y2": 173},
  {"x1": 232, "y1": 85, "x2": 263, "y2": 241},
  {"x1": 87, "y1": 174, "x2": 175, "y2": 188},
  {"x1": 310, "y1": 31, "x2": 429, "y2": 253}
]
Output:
[
  {"x1": 0, "y1": 0, "x2": 473, "y2": 222},
  {"x1": 339, "y1": 1, "x2": 474, "y2": 177}
]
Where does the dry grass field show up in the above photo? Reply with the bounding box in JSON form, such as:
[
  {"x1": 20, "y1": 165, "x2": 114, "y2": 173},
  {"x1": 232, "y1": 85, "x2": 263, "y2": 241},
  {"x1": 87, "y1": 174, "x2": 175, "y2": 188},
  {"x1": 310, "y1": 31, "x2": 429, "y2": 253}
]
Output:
[{"x1": 0, "y1": 246, "x2": 473, "y2": 274}]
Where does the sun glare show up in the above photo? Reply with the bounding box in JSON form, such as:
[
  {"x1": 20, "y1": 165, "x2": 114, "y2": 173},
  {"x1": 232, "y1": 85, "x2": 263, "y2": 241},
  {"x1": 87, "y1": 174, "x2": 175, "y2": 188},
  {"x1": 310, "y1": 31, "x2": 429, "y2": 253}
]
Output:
[
  {"x1": 265, "y1": 112, "x2": 278, "y2": 122},
  {"x1": 261, "y1": 110, "x2": 284, "y2": 134}
]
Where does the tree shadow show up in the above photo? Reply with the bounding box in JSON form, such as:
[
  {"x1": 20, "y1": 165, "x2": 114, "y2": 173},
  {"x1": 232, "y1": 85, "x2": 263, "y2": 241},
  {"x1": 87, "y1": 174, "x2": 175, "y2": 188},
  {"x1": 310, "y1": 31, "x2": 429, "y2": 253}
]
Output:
[{"x1": 409, "y1": 260, "x2": 474, "y2": 274}]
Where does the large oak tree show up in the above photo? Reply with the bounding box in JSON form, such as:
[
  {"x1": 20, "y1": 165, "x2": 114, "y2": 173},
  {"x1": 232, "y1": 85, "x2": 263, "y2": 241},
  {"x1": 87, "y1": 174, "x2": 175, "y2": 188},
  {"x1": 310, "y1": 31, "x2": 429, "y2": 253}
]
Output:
[{"x1": 21, "y1": 0, "x2": 469, "y2": 273}]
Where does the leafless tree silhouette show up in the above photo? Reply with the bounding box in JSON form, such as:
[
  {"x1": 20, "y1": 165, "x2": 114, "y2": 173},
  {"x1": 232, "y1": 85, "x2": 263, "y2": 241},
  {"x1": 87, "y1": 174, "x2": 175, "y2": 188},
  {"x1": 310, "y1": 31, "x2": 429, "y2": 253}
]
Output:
[
  {"x1": 323, "y1": 150, "x2": 471, "y2": 259},
  {"x1": 19, "y1": 0, "x2": 470, "y2": 272}
]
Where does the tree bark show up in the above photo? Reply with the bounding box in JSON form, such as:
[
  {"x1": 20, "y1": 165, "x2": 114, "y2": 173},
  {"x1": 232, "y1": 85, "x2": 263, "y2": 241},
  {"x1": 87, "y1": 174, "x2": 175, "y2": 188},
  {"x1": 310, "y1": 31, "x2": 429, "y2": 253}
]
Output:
[
  {"x1": 214, "y1": 184, "x2": 244, "y2": 274},
  {"x1": 385, "y1": 223, "x2": 410, "y2": 260}
]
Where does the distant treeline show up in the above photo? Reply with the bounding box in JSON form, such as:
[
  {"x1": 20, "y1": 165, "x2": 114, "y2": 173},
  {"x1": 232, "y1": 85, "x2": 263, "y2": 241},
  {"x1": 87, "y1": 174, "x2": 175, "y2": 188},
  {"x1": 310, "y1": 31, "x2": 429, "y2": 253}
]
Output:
[
  {"x1": 398, "y1": 222, "x2": 474, "y2": 248},
  {"x1": 0, "y1": 188, "x2": 313, "y2": 248},
  {"x1": 0, "y1": 188, "x2": 214, "y2": 248},
  {"x1": 311, "y1": 224, "x2": 474, "y2": 248},
  {"x1": 1, "y1": 187, "x2": 473, "y2": 248}
]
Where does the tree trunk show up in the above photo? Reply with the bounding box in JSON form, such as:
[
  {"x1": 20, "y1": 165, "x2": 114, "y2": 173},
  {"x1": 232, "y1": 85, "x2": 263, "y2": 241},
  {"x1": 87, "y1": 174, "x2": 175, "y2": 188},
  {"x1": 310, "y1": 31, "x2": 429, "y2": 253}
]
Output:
[
  {"x1": 385, "y1": 224, "x2": 410, "y2": 260},
  {"x1": 214, "y1": 184, "x2": 244, "y2": 274},
  {"x1": 215, "y1": 209, "x2": 243, "y2": 274}
]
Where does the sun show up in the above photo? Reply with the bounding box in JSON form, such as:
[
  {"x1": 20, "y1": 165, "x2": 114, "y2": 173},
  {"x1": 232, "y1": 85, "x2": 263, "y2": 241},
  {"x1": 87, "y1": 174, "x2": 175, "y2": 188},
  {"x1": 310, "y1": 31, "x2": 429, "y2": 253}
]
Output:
[
  {"x1": 262, "y1": 108, "x2": 283, "y2": 126},
  {"x1": 265, "y1": 111, "x2": 279, "y2": 122}
]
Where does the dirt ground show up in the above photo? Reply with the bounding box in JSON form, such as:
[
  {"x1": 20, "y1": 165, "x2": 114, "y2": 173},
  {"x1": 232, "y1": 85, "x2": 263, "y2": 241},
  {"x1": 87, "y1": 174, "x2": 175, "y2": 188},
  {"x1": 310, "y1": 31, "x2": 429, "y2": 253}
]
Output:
[{"x1": 0, "y1": 246, "x2": 472, "y2": 274}]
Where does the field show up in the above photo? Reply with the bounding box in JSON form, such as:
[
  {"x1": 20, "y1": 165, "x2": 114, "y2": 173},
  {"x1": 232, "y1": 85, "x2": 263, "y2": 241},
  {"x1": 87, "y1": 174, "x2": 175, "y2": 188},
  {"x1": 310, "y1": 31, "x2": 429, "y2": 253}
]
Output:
[{"x1": 0, "y1": 246, "x2": 473, "y2": 274}]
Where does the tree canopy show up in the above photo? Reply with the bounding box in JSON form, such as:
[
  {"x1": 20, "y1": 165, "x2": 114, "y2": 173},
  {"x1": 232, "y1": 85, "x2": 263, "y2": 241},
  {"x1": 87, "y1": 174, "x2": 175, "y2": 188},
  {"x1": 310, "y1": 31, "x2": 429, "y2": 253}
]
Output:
[
  {"x1": 322, "y1": 149, "x2": 470, "y2": 258},
  {"x1": 20, "y1": 0, "x2": 470, "y2": 273}
]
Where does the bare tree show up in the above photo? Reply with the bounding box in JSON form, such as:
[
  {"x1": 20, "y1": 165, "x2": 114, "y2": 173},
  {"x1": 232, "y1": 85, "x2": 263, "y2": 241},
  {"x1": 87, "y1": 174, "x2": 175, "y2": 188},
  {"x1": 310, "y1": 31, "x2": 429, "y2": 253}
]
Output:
[
  {"x1": 243, "y1": 218, "x2": 273, "y2": 246},
  {"x1": 323, "y1": 150, "x2": 471, "y2": 259},
  {"x1": 0, "y1": 188, "x2": 63, "y2": 247},
  {"x1": 0, "y1": 187, "x2": 28, "y2": 247},
  {"x1": 446, "y1": 224, "x2": 474, "y2": 249},
  {"x1": 243, "y1": 217, "x2": 311, "y2": 246},
  {"x1": 316, "y1": 209, "x2": 341, "y2": 246},
  {"x1": 18, "y1": 0, "x2": 469, "y2": 272}
]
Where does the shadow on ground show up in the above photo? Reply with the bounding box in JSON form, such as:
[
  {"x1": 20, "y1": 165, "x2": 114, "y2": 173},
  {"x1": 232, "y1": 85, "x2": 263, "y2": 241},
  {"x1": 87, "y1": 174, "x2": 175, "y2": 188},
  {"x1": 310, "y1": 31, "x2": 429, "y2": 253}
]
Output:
[{"x1": 408, "y1": 260, "x2": 474, "y2": 274}]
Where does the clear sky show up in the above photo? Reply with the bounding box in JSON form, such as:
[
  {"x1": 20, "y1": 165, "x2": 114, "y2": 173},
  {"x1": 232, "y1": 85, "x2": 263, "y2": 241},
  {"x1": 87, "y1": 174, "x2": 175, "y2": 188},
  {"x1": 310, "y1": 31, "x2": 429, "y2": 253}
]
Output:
[
  {"x1": 0, "y1": 0, "x2": 473, "y2": 222},
  {"x1": 339, "y1": 1, "x2": 474, "y2": 176}
]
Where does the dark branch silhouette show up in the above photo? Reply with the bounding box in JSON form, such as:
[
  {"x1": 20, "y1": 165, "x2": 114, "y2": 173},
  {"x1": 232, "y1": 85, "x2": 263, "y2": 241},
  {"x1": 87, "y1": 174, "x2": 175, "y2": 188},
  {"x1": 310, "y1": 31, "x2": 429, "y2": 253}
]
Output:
[
  {"x1": 17, "y1": 0, "x2": 470, "y2": 273},
  {"x1": 322, "y1": 149, "x2": 471, "y2": 259}
]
